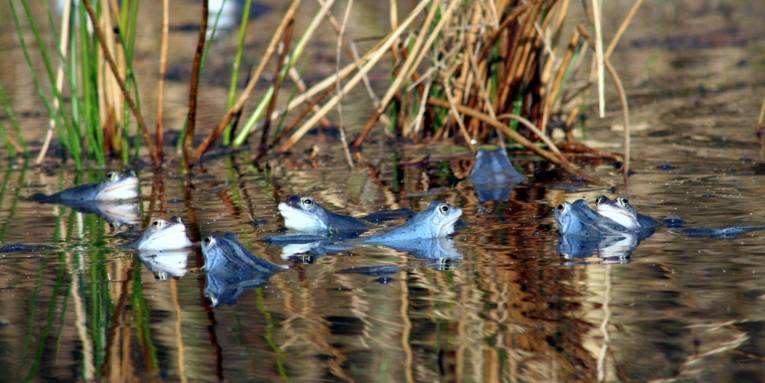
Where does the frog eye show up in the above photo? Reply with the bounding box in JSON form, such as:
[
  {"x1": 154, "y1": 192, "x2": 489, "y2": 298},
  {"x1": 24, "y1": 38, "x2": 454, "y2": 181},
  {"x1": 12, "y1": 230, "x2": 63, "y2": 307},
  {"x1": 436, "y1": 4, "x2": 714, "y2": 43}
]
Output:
[
  {"x1": 617, "y1": 197, "x2": 630, "y2": 207},
  {"x1": 595, "y1": 195, "x2": 607, "y2": 205},
  {"x1": 107, "y1": 172, "x2": 119, "y2": 181},
  {"x1": 171, "y1": 216, "x2": 183, "y2": 224},
  {"x1": 438, "y1": 204, "x2": 450, "y2": 215},
  {"x1": 300, "y1": 197, "x2": 314, "y2": 208},
  {"x1": 557, "y1": 204, "x2": 566, "y2": 212},
  {"x1": 203, "y1": 236, "x2": 216, "y2": 248},
  {"x1": 152, "y1": 219, "x2": 166, "y2": 228}
]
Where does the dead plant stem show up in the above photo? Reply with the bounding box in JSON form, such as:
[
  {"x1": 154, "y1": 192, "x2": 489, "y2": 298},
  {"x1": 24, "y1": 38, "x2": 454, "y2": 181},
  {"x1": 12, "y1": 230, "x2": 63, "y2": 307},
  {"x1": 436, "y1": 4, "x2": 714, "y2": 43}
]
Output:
[
  {"x1": 184, "y1": 0, "x2": 209, "y2": 165},
  {"x1": 258, "y1": 21, "x2": 294, "y2": 158},
  {"x1": 591, "y1": 0, "x2": 605, "y2": 117},
  {"x1": 156, "y1": 0, "x2": 170, "y2": 163},
  {"x1": 279, "y1": 0, "x2": 430, "y2": 153},
  {"x1": 334, "y1": 0, "x2": 355, "y2": 168},
  {"x1": 605, "y1": 0, "x2": 644, "y2": 59}
]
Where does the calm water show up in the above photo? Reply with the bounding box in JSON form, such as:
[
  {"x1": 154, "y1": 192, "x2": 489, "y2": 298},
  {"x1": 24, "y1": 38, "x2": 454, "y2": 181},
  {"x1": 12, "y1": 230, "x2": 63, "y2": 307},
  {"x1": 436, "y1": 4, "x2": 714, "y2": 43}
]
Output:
[{"x1": 2, "y1": 0, "x2": 765, "y2": 382}]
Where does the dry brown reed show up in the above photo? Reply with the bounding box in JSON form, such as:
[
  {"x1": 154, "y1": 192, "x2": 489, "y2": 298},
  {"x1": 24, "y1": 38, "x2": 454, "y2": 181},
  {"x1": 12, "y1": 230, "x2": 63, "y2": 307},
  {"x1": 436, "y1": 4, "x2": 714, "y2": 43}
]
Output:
[
  {"x1": 183, "y1": 0, "x2": 209, "y2": 164},
  {"x1": 156, "y1": 0, "x2": 170, "y2": 163},
  {"x1": 257, "y1": 21, "x2": 295, "y2": 158},
  {"x1": 228, "y1": 0, "x2": 636, "y2": 181}
]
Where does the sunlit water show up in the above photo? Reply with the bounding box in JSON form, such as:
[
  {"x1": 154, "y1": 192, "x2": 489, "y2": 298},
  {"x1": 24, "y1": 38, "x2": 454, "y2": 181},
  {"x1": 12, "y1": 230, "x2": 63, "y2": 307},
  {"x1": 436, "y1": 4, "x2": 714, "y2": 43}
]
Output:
[{"x1": 2, "y1": 0, "x2": 765, "y2": 382}]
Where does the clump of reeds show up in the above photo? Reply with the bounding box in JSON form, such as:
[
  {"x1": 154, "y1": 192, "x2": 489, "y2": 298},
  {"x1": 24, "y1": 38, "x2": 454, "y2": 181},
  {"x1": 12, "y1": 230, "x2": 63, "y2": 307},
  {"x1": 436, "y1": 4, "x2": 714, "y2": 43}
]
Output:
[
  {"x1": 202, "y1": 0, "x2": 641, "y2": 181},
  {"x1": 1, "y1": 0, "x2": 641, "y2": 179},
  {"x1": 2, "y1": 0, "x2": 148, "y2": 168}
]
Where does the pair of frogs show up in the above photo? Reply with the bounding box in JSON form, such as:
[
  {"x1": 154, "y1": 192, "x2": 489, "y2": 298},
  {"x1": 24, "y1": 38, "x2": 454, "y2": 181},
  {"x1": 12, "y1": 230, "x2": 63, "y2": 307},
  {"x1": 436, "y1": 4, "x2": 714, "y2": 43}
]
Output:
[{"x1": 554, "y1": 195, "x2": 765, "y2": 260}]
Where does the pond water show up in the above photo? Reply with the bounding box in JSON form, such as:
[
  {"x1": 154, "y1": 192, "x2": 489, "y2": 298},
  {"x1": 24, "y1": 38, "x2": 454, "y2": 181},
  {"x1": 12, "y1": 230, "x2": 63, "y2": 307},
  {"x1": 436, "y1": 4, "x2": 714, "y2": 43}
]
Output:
[{"x1": 2, "y1": 0, "x2": 765, "y2": 382}]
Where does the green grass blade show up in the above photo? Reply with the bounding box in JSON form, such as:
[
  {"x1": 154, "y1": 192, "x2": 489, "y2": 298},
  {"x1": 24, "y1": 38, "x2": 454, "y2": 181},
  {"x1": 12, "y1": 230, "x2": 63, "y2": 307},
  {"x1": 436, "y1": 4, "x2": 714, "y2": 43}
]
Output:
[
  {"x1": 232, "y1": 1, "x2": 334, "y2": 147},
  {"x1": 223, "y1": 0, "x2": 253, "y2": 145},
  {"x1": 9, "y1": 0, "x2": 78, "y2": 165},
  {"x1": 0, "y1": 83, "x2": 25, "y2": 153}
]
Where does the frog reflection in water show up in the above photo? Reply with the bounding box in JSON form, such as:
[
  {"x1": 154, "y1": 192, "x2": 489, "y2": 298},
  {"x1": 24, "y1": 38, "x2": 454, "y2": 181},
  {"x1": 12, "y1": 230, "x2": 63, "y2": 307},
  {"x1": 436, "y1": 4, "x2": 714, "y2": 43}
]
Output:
[
  {"x1": 134, "y1": 217, "x2": 193, "y2": 251},
  {"x1": 138, "y1": 249, "x2": 191, "y2": 280},
  {"x1": 468, "y1": 148, "x2": 526, "y2": 202},
  {"x1": 553, "y1": 199, "x2": 642, "y2": 260},
  {"x1": 202, "y1": 233, "x2": 287, "y2": 307},
  {"x1": 554, "y1": 195, "x2": 765, "y2": 260}
]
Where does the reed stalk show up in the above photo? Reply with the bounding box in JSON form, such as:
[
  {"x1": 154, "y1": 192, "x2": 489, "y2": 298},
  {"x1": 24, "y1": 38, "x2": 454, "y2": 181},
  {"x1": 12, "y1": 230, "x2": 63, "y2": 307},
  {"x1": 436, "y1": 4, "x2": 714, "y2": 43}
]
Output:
[
  {"x1": 156, "y1": 0, "x2": 170, "y2": 163},
  {"x1": 183, "y1": 0, "x2": 210, "y2": 164},
  {"x1": 77, "y1": 2, "x2": 100, "y2": 163},
  {"x1": 120, "y1": 0, "x2": 143, "y2": 163},
  {"x1": 190, "y1": 0, "x2": 302, "y2": 164},
  {"x1": 81, "y1": 0, "x2": 159, "y2": 166},
  {"x1": 576, "y1": 26, "x2": 633, "y2": 180},
  {"x1": 0, "y1": 85, "x2": 24, "y2": 156},
  {"x1": 232, "y1": 0, "x2": 336, "y2": 147},
  {"x1": 591, "y1": 0, "x2": 605, "y2": 117},
  {"x1": 278, "y1": 0, "x2": 430, "y2": 152},
  {"x1": 256, "y1": 22, "x2": 294, "y2": 158},
  {"x1": 175, "y1": 0, "x2": 232, "y2": 155},
  {"x1": 11, "y1": 0, "x2": 80, "y2": 167},
  {"x1": 35, "y1": 0, "x2": 71, "y2": 164},
  {"x1": 223, "y1": 0, "x2": 254, "y2": 145}
]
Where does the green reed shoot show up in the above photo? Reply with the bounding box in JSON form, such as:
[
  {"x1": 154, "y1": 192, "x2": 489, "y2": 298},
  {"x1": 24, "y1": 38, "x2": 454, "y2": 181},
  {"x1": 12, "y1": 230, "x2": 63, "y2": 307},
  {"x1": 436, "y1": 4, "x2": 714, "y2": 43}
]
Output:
[
  {"x1": 24, "y1": 251, "x2": 67, "y2": 382},
  {"x1": 10, "y1": 0, "x2": 78, "y2": 166},
  {"x1": 85, "y1": 216, "x2": 111, "y2": 370},
  {"x1": 223, "y1": 0, "x2": 253, "y2": 145},
  {"x1": 232, "y1": 1, "x2": 334, "y2": 147},
  {"x1": 131, "y1": 261, "x2": 159, "y2": 371},
  {"x1": 0, "y1": 84, "x2": 26, "y2": 156},
  {"x1": 20, "y1": 0, "x2": 85, "y2": 164},
  {"x1": 76, "y1": 2, "x2": 104, "y2": 165},
  {"x1": 120, "y1": 0, "x2": 143, "y2": 162},
  {"x1": 0, "y1": 121, "x2": 11, "y2": 157}
]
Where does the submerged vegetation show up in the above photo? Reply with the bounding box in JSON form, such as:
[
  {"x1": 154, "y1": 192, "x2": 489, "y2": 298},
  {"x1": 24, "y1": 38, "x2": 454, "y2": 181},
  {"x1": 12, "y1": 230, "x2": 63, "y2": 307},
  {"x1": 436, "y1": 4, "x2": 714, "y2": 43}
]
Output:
[{"x1": 0, "y1": 0, "x2": 647, "y2": 178}]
